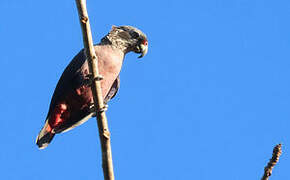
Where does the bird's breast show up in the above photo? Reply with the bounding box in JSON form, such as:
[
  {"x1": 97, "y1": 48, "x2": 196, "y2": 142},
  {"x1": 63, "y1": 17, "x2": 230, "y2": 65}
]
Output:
[{"x1": 95, "y1": 46, "x2": 124, "y2": 98}]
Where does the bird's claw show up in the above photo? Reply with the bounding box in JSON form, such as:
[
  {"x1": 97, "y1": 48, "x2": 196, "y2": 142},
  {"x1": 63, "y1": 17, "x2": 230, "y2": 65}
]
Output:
[
  {"x1": 94, "y1": 75, "x2": 104, "y2": 81},
  {"x1": 85, "y1": 74, "x2": 104, "y2": 86},
  {"x1": 98, "y1": 104, "x2": 108, "y2": 113},
  {"x1": 89, "y1": 103, "x2": 108, "y2": 115}
]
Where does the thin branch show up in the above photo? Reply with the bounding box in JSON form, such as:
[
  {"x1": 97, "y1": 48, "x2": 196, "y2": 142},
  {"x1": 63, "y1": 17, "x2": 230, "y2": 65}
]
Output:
[
  {"x1": 75, "y1": 1, "x2": 115, "y2": 180},
  {"x1": 261, "y1": 144, "x2": 282, "y2": 180}
]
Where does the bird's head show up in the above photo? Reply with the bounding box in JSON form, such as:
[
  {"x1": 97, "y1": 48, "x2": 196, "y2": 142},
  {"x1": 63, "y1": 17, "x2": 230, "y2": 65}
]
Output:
[{"x1": 102, "y1": 25, "x2": 148, "y2": 58}]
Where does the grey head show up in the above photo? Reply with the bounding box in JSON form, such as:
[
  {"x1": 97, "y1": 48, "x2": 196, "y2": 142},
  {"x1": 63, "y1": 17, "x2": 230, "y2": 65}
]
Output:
[{"x1": 101, "y1": 25, "x2": 148, "y2": 58}]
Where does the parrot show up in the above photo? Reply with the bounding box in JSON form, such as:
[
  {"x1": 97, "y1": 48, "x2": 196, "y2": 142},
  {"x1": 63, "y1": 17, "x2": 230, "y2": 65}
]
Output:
[{"x1": 36, "y1": 25, "x2": 148, "y2": 149}]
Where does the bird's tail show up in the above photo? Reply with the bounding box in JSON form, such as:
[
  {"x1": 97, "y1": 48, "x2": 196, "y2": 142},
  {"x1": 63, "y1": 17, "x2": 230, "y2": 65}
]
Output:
[{"x1": 36, "y1": 121, "x2": 55, "y2": 149}]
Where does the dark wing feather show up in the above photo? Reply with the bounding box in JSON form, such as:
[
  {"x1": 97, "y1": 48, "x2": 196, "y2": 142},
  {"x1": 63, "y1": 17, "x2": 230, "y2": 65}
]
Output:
[
  {"x1": 47, "y1": 50, "x2": 87, "y2": 118},
  {"x1": 104, "y1": 75, "x2": 120, "y2": 104}
]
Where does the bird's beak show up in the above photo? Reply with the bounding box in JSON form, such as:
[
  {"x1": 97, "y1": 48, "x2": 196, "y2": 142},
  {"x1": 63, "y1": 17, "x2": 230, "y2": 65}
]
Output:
[{"x1": 138, "y1": 43, "x2": 148, "y2": 58}]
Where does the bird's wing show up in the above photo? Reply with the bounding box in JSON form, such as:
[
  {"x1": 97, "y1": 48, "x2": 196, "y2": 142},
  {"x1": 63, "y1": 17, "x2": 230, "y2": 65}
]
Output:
[
  {"x1": 104, "y1": 75, "x2": 120, "y2": 104},
  {"x1": 46, "y1": 50, "x2": 87, "y2": 118}
]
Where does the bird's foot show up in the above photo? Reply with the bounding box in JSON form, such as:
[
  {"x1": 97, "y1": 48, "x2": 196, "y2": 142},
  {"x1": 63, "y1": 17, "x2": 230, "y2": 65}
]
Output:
[
  {"x1": 85, "y1": 74, "x2": 104, "y2": 86},
  {"x1": 94, "y1": 75, "x2": 104, "y2": 81},
  {"x1": 89, "y1": 102, "x2": 95, "y2": 110},
  {"x1": 89, "y1": 103, "x2": 108, "y2": 117},
  {"x1": 98, "y1": 104, "x2": 108, "y2": 113}
]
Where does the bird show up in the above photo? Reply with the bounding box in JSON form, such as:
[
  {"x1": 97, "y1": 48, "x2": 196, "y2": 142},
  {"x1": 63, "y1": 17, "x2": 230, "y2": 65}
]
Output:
[{"x1": 36, "y1": 25, "x2": 148, "y2": 149}]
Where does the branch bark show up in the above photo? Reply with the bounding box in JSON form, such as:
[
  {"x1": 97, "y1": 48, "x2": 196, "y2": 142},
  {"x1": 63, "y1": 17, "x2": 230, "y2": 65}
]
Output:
[
  {"x1": 75, "y1": 1, "x2": 115, "y2": 180},
  {"x1": 261, "y1": 144, "x2": 282, "y2": 180}
]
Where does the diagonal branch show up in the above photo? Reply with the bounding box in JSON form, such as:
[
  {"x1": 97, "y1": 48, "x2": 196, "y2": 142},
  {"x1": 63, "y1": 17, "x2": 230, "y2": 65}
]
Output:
[
  {"x1": 261, "y1": 144, "x2": 282, "y2": 180},
  {"x1": 75, "y1": 1, "x2": 115, "y2": 180}
]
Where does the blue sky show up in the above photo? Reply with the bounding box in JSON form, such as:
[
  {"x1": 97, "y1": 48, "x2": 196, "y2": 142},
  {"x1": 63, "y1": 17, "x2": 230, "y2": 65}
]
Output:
[{"x1": 1, "y1": 0, "x2": 289, "y2": 179}]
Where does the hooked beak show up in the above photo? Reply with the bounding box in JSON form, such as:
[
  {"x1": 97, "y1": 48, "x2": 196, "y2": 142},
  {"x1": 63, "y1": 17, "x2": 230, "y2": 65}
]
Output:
[{"x1": 138, "y1": 43, "x2": 148, "y2": 58}]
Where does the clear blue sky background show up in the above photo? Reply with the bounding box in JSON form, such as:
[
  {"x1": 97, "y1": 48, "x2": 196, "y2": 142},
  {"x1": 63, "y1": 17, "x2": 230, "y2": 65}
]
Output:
[{"x1": 1, "y1": 0, "x2": 289, "y2": 179}]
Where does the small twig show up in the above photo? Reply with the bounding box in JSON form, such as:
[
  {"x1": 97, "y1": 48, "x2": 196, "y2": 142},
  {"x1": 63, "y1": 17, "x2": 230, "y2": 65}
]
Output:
[
  {"x1": 261, "y1": 144, "x2": 282, "y2": 180},
  {"x1": 75, "y1": 1, "x2": 115, "y2": 180}
]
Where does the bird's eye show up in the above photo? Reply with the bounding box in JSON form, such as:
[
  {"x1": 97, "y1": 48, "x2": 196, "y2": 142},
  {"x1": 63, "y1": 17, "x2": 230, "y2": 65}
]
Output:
[{"x1": 130, "y1": 31, "x2": 140, "y2": 39}]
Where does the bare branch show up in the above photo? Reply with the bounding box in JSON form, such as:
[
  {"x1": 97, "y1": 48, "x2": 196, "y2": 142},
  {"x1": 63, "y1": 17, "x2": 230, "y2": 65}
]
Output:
[
  {"x1": 75, "y1": 1, "x2": 115, "y2": 180},
  {"x1": 261, "y1": 144, "x2": 282, "y2": 180}
]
